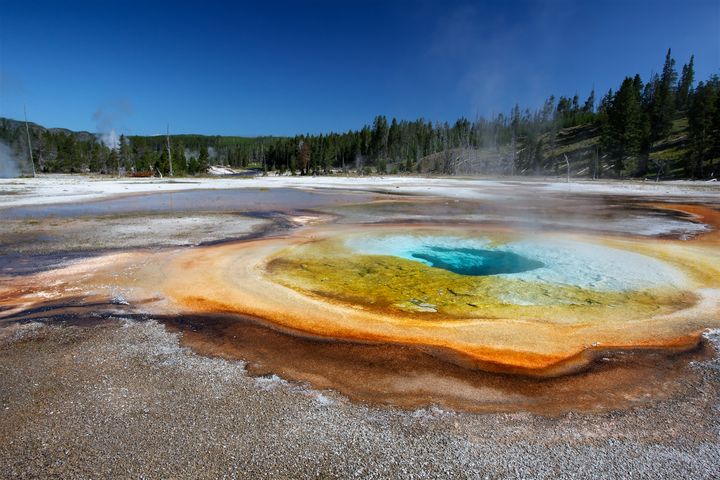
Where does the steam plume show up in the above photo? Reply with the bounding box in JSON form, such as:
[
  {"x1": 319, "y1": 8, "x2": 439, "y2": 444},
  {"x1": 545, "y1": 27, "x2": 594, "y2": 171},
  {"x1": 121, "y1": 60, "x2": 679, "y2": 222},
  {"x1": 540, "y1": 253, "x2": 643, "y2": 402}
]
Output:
[
  {"x1": 0, "y1": 142, "x2": 21, "y2": 178},
  {"x1": 93, "y1": 100, "x2": 133, "y2": 149}
]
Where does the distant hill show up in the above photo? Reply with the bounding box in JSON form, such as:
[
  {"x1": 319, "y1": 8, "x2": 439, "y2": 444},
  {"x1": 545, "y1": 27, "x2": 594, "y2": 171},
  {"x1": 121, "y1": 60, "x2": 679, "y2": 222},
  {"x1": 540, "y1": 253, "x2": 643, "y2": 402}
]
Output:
[
  {"x1": 0, "y1": 117, "x2": 279, "y2": 175},
  {"x1": 1, "y1": 117, "x2": 98, "y2": 144}
]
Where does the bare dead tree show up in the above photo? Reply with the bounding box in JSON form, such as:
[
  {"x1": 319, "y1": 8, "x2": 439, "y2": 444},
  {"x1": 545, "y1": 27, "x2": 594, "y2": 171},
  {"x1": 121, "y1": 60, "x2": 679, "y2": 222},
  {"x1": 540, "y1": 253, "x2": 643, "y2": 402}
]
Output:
[
  {"x1": 651, "y1": 157, "x2": 666, "y2": 182},
  {"x1": 261, "y1": 142, "x2": 266, "y2": 175},
  {"x1": 24, "y1": 106, "x2": 36, "y2": 177},
  {"x1": 592, "y1": 145, "x2": 599, "y2": 180},
  {"x1": 564, "y1": 154, "x2": 570, "y2": 183},
  {"x1": 166, "y1": 124, "x2": 173, "y2": 177},
  {"x1": 510, "y1": 132, "x2": 517, "y2": 176}
]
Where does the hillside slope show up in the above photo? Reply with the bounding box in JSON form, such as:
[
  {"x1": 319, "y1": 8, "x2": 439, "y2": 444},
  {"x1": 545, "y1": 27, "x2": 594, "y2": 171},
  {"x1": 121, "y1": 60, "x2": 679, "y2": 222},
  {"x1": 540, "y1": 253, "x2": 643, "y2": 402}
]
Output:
[{"x1": 417, "y1": 116, "x2": 699, "y2": 180}]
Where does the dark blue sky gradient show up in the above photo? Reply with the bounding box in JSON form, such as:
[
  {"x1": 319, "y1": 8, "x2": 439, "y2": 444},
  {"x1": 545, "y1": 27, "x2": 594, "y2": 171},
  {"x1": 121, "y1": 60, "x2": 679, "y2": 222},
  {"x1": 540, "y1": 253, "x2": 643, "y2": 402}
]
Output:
[{"x1": 1, "y1": 0, "x2": 718, "y2": 136}]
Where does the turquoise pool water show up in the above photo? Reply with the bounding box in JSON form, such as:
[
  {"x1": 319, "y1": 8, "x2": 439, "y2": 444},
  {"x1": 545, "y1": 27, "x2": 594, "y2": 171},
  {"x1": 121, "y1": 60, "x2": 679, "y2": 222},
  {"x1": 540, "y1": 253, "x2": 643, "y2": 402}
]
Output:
[
  {"x1": 346, "y1": 233, "x2": 685, "y2": 291},
  {"x1": 409, "y1": 246, "x2": 544, "y2": 276}
]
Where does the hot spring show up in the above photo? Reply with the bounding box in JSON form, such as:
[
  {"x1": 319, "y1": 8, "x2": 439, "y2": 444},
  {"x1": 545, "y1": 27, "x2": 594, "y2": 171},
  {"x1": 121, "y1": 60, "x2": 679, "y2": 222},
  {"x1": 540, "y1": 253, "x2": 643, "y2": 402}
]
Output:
[
  {"x1": 343, "y1": 233, "x2": 685, "y2": 291},
  {"x1": 264, "y1": 229, "x2": 692, "y2": 320},
  {"x1": 407, "y1": 247, "x2": 543, "y2": 276},
  {"x1": 2, "y1": 187, "x2": 719, "y2": 412},
  {"x1": 359, "y1": 237, "x2": 546, "y2": 276}
]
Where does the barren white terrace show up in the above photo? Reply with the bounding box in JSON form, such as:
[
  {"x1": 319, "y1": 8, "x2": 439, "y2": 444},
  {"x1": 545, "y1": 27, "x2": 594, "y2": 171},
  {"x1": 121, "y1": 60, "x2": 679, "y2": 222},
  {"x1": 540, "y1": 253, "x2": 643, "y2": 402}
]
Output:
[{"x1": 1, "y1": 174, "x2": 719, "y2": 209}]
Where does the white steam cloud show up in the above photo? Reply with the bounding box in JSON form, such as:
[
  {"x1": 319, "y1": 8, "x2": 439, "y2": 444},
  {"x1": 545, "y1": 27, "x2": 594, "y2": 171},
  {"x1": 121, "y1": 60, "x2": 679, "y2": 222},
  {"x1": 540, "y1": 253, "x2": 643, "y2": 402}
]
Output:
[
  {"x1": 100, "y1": 129, "x2": 120, "y2": 150},
  {"x1": 93, "y1": 100, "x2": 133, "y2": 149},
  {"x1": 0, "y1": 141, "x2": 21, "y2": 178}
]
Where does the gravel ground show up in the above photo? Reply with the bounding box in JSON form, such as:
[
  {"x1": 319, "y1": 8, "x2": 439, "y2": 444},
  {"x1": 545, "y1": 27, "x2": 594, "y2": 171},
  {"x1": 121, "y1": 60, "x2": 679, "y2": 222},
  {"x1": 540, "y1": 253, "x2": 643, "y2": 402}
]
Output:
[{"x1": 1, "y1": 319, "x2": 718, "y2": 479}]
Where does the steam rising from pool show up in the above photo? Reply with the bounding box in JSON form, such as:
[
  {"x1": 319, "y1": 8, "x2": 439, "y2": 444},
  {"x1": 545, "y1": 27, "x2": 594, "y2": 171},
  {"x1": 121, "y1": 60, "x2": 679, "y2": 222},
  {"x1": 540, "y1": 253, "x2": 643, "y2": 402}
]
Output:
[{"x1": 0, "y1": 141, "x2": 21, "y2": 178}]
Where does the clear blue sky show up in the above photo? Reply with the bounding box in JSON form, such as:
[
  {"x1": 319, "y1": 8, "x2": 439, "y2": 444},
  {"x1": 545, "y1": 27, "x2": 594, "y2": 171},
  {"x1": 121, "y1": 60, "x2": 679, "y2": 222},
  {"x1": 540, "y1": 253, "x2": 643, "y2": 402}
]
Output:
[{"x1": 1, "y1": 0, "x2": 718, "y2": 136}]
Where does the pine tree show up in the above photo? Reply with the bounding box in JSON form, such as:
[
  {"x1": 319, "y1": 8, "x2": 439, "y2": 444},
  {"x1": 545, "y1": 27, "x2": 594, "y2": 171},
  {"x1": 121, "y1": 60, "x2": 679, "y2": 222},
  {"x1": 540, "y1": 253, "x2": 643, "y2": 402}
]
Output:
[
  {"x1": 297, "y1": 140, "x2": 309, "y2": 175},
  {"x1": 601, "y1": 76, "x2": 648, "y2": 175},
  {"x1": 158, "y1": 146, "x2": 170, "y2": 175},
  {"x1": 388, "y1": 117, "x2": 400, "y2": 160},
  {"x1": 676, "y1": 55, "x2": 695, "y2": 111},
  {"x1": 650, "y1": 48, "x2": 678, "y2": 141},
  {"x1": 370, "y1": 115, "x2": 388, "y2": 160},
  {"x1": 510, "y1": 104, "x2": 521, "y2": 135},
  {"x1": 583, "y1": 89, "x2": 595, "y2": 113},
  {"x1": 108, "y1": 148, "x2": 119, "y2": 176},
  {"x1": 712, "y1": 83, "x2": 720, "y2": 169},
  {"x1": 687, "y1": 78, "x2": 719, "y2": 177},
  {"x1": 198, "y1": 144, "x2": 209, "y2": 173},
  {"x1": 172, "y1": 143, "x2": 186, "y2": 175},
  {"x1": 118, "y1": 134, "x2": 131, "y2": 174}
]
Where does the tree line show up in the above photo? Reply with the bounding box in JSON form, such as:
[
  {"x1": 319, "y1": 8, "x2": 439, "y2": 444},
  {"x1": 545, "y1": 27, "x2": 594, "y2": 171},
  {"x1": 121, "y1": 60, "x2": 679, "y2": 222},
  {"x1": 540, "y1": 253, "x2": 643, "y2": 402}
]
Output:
[
  {"x1": 598, "y1": 50, "x2": 719, "y2": 178},
  {"x1": 2, "y1": 48, "x2": 718, "y2": 179}
]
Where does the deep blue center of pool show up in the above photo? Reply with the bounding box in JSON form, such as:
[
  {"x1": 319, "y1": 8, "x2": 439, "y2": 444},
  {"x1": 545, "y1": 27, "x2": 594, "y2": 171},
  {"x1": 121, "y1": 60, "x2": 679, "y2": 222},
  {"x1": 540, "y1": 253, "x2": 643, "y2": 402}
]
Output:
[{"x1": 410, "y1": 246, "x2": 544, "y2": 276}]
